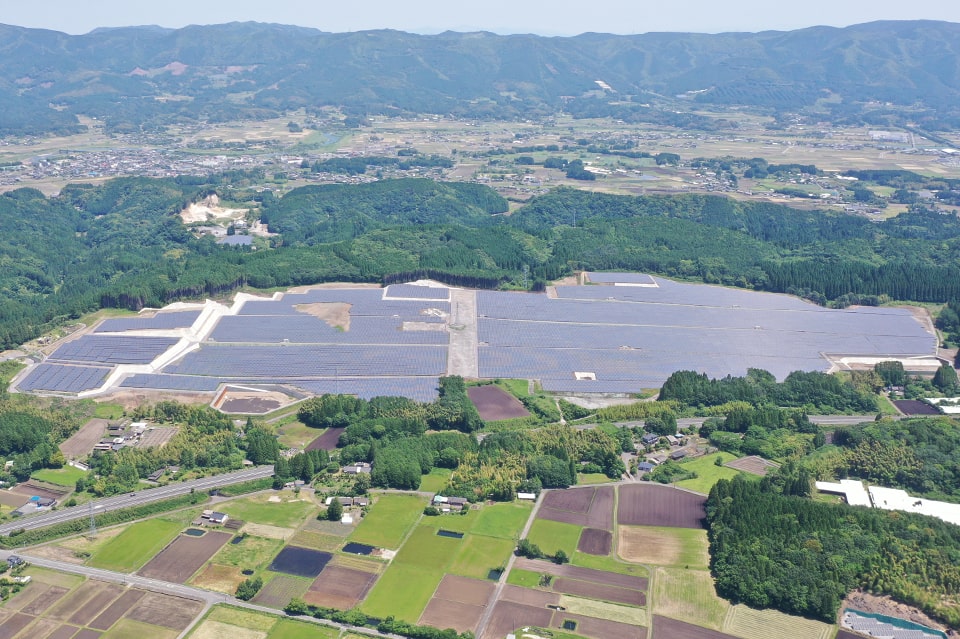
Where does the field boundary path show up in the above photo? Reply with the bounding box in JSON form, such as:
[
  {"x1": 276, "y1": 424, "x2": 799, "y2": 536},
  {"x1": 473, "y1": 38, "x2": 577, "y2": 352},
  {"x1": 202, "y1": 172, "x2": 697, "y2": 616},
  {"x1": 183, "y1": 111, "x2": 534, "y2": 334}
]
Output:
[
  {"x1": 474, "y1": 489, "x2": 545, "y2": 639},
  {"x1": 0, "y1": 466, "x2": 275, "y2": 535},
  {"x1": 447, "y1": 289, "x2": 478, "y2": 378}
]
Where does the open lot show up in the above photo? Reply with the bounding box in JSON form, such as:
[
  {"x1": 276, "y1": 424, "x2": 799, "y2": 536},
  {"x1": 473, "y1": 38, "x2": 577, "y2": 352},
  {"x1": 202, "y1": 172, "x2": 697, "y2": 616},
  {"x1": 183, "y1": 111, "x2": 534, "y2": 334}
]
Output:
[
  {"x1": 349, "y1": 493, "x2": 425, "y2": 549},
  {"x1": 59, "y1": 419, "x2": 109, "y2": 458},
  {"x1": 537, "y1": 486, "x2": 614, "y2": 530},
  {"x1": 618, "y1": 526, "x2": 710, "y2": 569},
  {"x1": 138, "y1": 530, "x2": 232, "y2": 583},
  {"x1": 618, "y1": 484, "x2": 706, "y2": 529},
  {"x1": 304, "y1": 566, "x2": 379, "y2": 610},
  {"x1": 190, "y1": 564, "x2": 245, "y2": 595},
  {"x1": 470, "y1": 501, "x2": 533, "y2": 538},
  {"x1": 207, "y1": 534, "x2": 284, "y2": 573},
  {"x1": 221, "y1": 493, "x2": 316, "y2": 529},
  {"x1": 723, "y1": 455, "x2": 780, "y2": 477},
  {"x1": 419, "y1": 575, "x2": 495, "y2": 634},
  {"x1": 653, "y1": 616, "x2": 737, "y2": 639},
  {"x1": 89, "y1": 519, "x2": 183, "y2": 571},
  {"x1": 467, "y1": 384, "x2": 530, "y2": 421}
]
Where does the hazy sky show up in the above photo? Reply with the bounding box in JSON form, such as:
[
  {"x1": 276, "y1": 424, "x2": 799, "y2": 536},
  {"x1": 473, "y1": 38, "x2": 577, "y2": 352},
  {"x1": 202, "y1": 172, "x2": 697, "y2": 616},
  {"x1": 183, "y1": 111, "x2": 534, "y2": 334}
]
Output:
[{"x1": 4, "y1": 0, "x2": 960, "y2": 36}]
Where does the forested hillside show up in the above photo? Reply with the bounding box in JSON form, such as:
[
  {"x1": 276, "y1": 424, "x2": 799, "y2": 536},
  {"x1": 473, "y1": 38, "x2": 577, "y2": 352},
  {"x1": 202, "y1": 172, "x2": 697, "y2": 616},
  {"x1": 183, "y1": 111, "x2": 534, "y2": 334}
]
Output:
[
  {"x1": 3, "y1": 20, "x2": 960, "y2": 134},
  {"x1": 5, "y1": 176, "x2": 960, "y2": 348}
]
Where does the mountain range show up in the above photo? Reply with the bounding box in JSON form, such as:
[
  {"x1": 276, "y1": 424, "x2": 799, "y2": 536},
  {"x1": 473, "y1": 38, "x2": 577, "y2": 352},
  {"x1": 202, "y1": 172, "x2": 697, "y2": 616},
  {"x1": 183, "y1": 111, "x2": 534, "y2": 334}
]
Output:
[{"x1": 2, "y1": 20, "x2": 960, "y2": 135}]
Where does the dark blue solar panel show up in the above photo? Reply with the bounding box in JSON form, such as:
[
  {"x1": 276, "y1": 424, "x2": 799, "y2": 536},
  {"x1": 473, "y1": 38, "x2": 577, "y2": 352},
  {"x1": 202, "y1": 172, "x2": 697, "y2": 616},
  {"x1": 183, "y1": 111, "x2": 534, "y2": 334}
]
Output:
[
  {"x1": 17, "y1": 363, "x2": 110, "y2": 392},
  {"x1": 94, "y1": 311, "x2": 201, "y2": 333},
  {"x1": 385, "y1": 284, "x2": 450, "y2": 300},
  {"x1": 48, "y1": 335, "x2": 179, "y2": 364},
  {"x1": 290, "y1": 377, "x2": 439, "y2": 402},
  {"x1": 120, "y1": 374, "x2": 221, "y2": 391},
  {"x1": 586, "y1": 272, "x2": 656, "y2": 285}
]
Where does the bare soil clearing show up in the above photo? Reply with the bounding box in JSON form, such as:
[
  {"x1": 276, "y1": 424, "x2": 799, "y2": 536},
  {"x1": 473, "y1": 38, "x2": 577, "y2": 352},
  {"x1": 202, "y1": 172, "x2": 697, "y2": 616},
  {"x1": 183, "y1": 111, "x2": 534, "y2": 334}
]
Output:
[
  {"x1": 306, "y1": 427, "x2": 345, "y2": 451},
  {"x1": 577, "y1": 528, "x2": 613, "y2": 556},
  {"x1": 126, "y1": 592, "x2": 204, "y2": 631},
  {"x1": 295, "y1": 302, "x2": 351, "y2": 331},
  {"x1": 138, "y1": 531, "x2": 231, "y2": 583},
  {"x1": 305, "y1": 566, "x2": 379, "y2": 609},
  {"x1": 538, "y1": 486, "x2": 614, "y2": 530},
  {"x1": 618, "y1": 484, "x2": 706, "y2": 529},
  {"x1": 723, "y1": 456, "x2": 779, "y2": 477},
  {"x1": 59, "y1": 418, "x2": 108, "y2": 458},
  {"x1": 467, "y1": 385, "x2": 530, "y2": 421},
  {"x1": 653, "y1": 616, "x2": 738, "y2": 639}
]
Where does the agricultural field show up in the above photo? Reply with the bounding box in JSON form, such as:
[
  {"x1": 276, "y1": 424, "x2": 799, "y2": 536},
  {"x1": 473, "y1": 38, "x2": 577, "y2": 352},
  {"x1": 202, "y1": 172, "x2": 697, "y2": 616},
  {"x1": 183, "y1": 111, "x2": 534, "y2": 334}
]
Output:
[
  {"x1": 674, "y1": 453, "x2": 744, "y2": 494},
  {"x1": 362, "y1": 564, "x2": 441, "y2": 622},
  {"x1": 30, "y1": 465, "x2": 88, "y2": 487},
  {"x1": 417, "y1": 467, "x2": 452, "y2": 493},
  {"x1": 721, "y1": 605, "x2": 833, "y2": 639},
  {"x1": 252, "y1": 575, "x2": 312, "y2": 608},
  {"x1": 653, "y1": 569, "x2": 730, "y2": 631},
  {"x1": 88, "y1": 519, "x2": 183, "y2": 571},
  {"x1": 275, "y1": 420, "x2": 321, "y2": 450},
  {"x1": 0, "y1": 574, "x2": 204, "y2": 639},
  {"x1": 205, "y1": 534, "x2": 285, "y2": 573},
  {"x1": 220, "y1": 492, "x2": 317, "y2": 529},
  {"x1": 618, "y1": 483, "x2": 707, "y2": 529},
  {"x1": 187, "y1": 605, "x2": 340, "y2": 639},
  {"x1": 348, "y1": 493, "x2": 425, "y2": 549},
  {"x1": 537, "y1": 486, "x2": 614, "y2": 530},
  {"x1": 470, "y1": 501, "x2": 533, "y2": 538},
  {"x1": 419, "y1": 574, "x2": 496, "y2": 634},
  {"x1": 526, "y1": 519, "x2": 582, "y2": 557},
  {"x1": 138, "y1": 530, "x2": 232, "y2": 583},
  {"x1": 618, "y1": 526, "x2": 711, "y2": 569}
]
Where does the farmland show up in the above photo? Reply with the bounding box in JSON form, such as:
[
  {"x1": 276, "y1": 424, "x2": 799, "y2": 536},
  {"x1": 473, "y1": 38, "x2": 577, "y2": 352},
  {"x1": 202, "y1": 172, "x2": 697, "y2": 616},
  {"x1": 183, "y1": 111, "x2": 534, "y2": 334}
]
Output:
[
  {"x1": 526, "y1": 519, "x2": 582, "y2": 557},
  {"x1": 220, "y1": 493, "x2": 317, "y2": 529},
  {"x1": 618, "y1": 526, "x2": 711, "y2": 569},
  {"x1": 138, "y1": 530, "x2": 232, "y2": 583},
  {"x1": 673, "y1": 453, "x2": 744, "y2": 494},
  {"x1": 348, "y1": 493, "x2": 425, "y2": 548},
  {"x1": 89, "y1": 519, "x2": 183, "y2": 571},
  {"x1": 188, "y1": 605, "x2": 340, "y2": 639}
]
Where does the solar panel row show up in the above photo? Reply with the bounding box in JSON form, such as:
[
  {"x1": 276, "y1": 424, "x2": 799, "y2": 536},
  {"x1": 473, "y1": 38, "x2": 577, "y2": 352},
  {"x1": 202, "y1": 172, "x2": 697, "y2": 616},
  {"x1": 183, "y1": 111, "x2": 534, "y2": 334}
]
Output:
[
  {"x1": 210, "y1": 315, "x2": 448, "y2": 345},
  {"x1": 48, "y1": 335, "x2": 179, "y2": 364},
  {"x1": 94, "y1": 310, "x2": 201, "y2": 333},
  {"x1": 17, "y1": 363, "x2": 110, "y2": 392},
  {"x1": 384, "y1": 284, "x2": 450, "y2": 300}
]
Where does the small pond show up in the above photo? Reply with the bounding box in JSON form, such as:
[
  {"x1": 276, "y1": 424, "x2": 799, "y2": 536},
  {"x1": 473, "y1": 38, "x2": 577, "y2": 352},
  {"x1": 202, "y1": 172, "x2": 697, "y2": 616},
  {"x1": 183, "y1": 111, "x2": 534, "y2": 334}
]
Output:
[
  {"x1": 487, "y1": 569, "x2": 503, "y2": 581},
  {"x1": 342, "y1": 542, "x2": 375, "y2": 555},
  {"x1": 437, "y1": 530, "x2": 464, "y2": 539},
  {"x1": 184, "y1": 528, "x2": 205, "y2": 537}
]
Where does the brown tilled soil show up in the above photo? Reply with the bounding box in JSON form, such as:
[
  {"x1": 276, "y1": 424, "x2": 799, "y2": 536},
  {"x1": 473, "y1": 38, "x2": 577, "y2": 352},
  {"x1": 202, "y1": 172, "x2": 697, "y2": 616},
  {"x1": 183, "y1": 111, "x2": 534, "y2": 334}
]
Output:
[
  {"x1": 138, "y1": 531, "x2": 231, "y2": 583},
  {"x1": 48, "y1": 625, "x2": 82, "y2": 639},
  {"x1": 500, "y1": 584, "x2": 560, "y2": 607},
  {"x1": 481, "y1": 601, "x2": 554, "y2": 639},
  {"x1": 420, "y1": 599, "x2": 486, "y2": 635},
  {"x1": 66, "y1": 584, "x2": 124, "y2": 626},
  {"x1": 252, "y1": 575, "x2": 311, "y2": 609},
  {"x1": 59, "y1": 419, "x2": 108, "y2": 458},
  {"x1": 11, "y1": 482, "x2": 69, "y2": 500},
  {"x1": 618, "y1": 484, "x2": 706, "y2": 529},
  {"x1": 512, "y1": 557, "x2": 648, "y2": 591},
  {"x1": 577, "y1": 528, "x2": 613, "y2": 555},
  {"x1": 587, "y1": 486, "x2": 615, "y2": 530},
  {"x1": 20, "y1": 586, "x2": 69, "y2": 616},
  {"x1": 47, "y1": 581, "x2": 105, "y2": 620},
  {"x1": 723, "y1": 455, "x2": 779, "y2": 477},
  {"x1": 466, "y1": 385, "x2": 530, "y2": 421},
  {"x1": 305, "y1": 566, "x2": 379, "y2": 609},
  {"x1": 126, "y1": 592, "x2": 204, "y2": 631},
  {"x1": 537, "y1": 508, "x2": 593, "y2": 527},
  {"x1": 89, "y1": 590, "x2": 146, "y2": 631},
  {"x1": 556, "y1": 614, "x2": 647, "y2": 639},
  {"x1": 73, "y1": 630, "x2": 103, "y2": 639},
  {"x1": 434, "y1": 575, "x2": 496, "y2": 607},
  {"x1": 652, "y1": 616, "x2": 737, "y2": 639},
  {"x1": 306, "y1": 427, "x2": 345, "y2": 451},
  {"x1": 0, "y1": 613, "x2": 35, "y2": 638},
  {"x1": 542, "y1": 488, "x2": 596, "y2": 513},
  {"x1": 553, "y1": 577, "x2": 646, "y2": 606}
]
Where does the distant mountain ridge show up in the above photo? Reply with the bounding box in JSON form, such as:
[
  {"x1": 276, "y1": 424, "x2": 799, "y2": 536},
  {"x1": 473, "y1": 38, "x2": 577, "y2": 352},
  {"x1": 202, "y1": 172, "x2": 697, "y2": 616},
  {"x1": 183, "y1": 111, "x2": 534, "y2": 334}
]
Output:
[{"x1": 2, "y1": 20, "x2": 960, "y2": 135}]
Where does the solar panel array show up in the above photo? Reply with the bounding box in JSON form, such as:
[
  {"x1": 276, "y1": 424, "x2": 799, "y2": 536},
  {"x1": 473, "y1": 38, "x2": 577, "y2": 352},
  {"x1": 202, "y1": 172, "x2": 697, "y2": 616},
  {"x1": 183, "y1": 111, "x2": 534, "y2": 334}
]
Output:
[
  {"x1": 586, "y1": 272, "x2": 656, "y2": 285},
  {"x1": 94, "y1": 311, "x2": 201, "y2": 333},
  {"x1": 120, "y1": 374, "x2": 222, "y2": 392},
  {"x1": 291, "y1": 377, "x2": 439, "y2": 402},
  {"x1": 210, "y1": 315, "x2": 447, "y2": 345},
  {"x1": 48, "y1": 335, "x2": 180, "y2": 364},
  {"x1": 17, "y1": 363, "x2": 110, "y2": 392},
  {"x1": 385, "y1": 284, "x2": 450, "y2": 300},
  {"x1": 842, "y1": 612, "x2": 943, "y2": 639}
]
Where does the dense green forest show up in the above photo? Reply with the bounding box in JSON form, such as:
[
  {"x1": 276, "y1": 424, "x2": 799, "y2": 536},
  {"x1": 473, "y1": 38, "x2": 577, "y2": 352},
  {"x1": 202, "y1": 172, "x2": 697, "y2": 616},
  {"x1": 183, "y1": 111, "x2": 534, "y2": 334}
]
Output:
[
  {"x1": 707, "y1": 476, "x2": 960, "y2": 626},
  {"x1": 6, "y1": 175, "x2": 960, "y2": 349}
]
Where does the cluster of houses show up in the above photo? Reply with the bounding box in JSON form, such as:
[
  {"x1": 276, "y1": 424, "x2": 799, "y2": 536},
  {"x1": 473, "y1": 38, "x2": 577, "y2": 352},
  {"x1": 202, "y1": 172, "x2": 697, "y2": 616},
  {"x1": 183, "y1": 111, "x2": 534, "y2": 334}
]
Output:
[{"x1": 635, "y1": 432, "x2": 691, "y2": 475}]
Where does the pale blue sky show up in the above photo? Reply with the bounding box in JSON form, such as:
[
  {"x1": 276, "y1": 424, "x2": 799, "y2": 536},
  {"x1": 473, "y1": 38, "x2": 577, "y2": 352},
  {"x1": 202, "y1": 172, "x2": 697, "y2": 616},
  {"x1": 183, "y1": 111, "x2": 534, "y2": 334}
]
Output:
[{"x1": 3, "y1": 0, "x2": 959, "y2": 36}]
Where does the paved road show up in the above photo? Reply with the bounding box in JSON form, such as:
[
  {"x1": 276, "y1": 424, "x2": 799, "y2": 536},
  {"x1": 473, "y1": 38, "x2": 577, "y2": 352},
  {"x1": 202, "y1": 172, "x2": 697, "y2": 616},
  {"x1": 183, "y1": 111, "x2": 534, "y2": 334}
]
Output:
[{"x1": 0, "y1": 465, "x2": 275, "y2": 535}]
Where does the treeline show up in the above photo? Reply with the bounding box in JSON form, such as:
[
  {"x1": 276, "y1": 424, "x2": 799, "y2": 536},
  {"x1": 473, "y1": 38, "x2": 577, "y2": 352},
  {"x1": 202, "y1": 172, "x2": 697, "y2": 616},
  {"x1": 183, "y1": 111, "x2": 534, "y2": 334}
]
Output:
[
  {"x1": 659, "y1": 368, "x2": 877, "y2": 413},
  {"x1": 307, "y1": 154, "x2": 453, "y2": 175},
  {"x1": 707, "y1": 476, "x2": 960, "y2": 626},
  {"x1": 701, "y1": 406, "x2": 824, "y2": 459},
  {"x1": 285, "y1": 598, "x2": 472, "y2": 639}
]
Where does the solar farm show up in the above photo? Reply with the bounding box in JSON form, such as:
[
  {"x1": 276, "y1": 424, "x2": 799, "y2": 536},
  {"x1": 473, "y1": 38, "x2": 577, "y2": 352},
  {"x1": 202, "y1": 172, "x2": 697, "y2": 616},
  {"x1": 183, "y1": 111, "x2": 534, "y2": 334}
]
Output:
[{"x1": 11, "y1": 275, "x2": 938, "y2": 403}]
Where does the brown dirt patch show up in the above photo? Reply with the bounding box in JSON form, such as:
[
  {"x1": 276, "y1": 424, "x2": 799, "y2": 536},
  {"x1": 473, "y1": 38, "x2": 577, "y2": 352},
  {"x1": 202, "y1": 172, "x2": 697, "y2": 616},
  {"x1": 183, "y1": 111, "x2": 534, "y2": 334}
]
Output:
[
  {"x1": 0, "y1": 491, "x2": 29, "y2": 509},
  {"x1": 46, "y1": 581, "x2": 106, "y2": 621},
  {"x1": 577, "y1": 528, "x2": 612, "y2": 556},
  {"x1": 500, "y1": 584, "x2": 560, "y2": 607},
  {"x1": 25, "y1": 543, "x2": 87, "y2": 565},
  {"x1": 467, "y1": 385, "x2": 530, "y2": 421},
  {"x1": 652, "y1": 616, "x2": 737, "y2": 639},
  {"x1": 216, "y1": 390, "x2": 291, "y2": 415},
  {"x1": 252, "y1": 575, "x2": 311, "y2": 609},
  {"x1": 435, "y1": 575, "x2": 496, "y2": 607},
  {"x1": 135, "y1": 426, "x2": 178, "y2": 449},
  {"x1": 306, "y1": 427, "x2": 345, "y2": 451},
  {"x1": 126, "y1": 592, "x2": 204, "y2": 631},
  {"x1": 191, "y1": 564, "x2": 245, "y2": 594},
  {"x1": 542, "y1": 488, "x2": 596, "y2": 513},
  {"x1": 294, "y1": 302, "x2": 351, "y2": 331},
  {"x1": 588, "y1": 486, "x2": 615, "y2": 530},
  {"x1": 67, "y1": 583, "x2": 124, "y2": 626},
  {"x1": 138, "y1": 530, "x2": 231, "y2": 583},
  {"x1": 723, "y1": 456, "x2": 780, "y2": 477},
  {"x1": 47, "y1": 626, "x2": 82, "y2": 639},
  {"x1": 420, "y1": 599, "x2": 485, "y2": 634},
  {"x1": 20, "y1": 586, "x2": 69, "y2": 616},
  {"x1": 89, "y1": 589, "x2": 146, "y2": 631},
  {"x1": 512, "y1": 557, "x2": 648, "y2": 591},
  {"x1": 11, "y1": 482, "x2": 69, "y2": 500},
  {"x1": 555, "y1": 614, "x2": 647, "y2": 639},
  {"x1": 618, "y1": 527, "x2": 705, "y2": 566},
  {"x1": 618, "y1": 484, "x2": 706, "y2": 529},
  {"x1": 0, "y1": 613, "x2": 35, "y2": 639},
  {"x1": 553, "y1": 578, "x2": 645, "y2": 606},
  {"x1": 481, "y1": 601, "x2": 553, "y2": 639},
  {"x1": 73, "y1": 630, "x2": 103, "y2": 639},
  {"x1": 3, "y1": 582, "x2": 47, "y2": 611},
  {"x1": 60, "y1": 419, "x2": 108, "y2": 458},
  {"x1": 305, "y1": 566, "x2": 379, "y2": 610}
]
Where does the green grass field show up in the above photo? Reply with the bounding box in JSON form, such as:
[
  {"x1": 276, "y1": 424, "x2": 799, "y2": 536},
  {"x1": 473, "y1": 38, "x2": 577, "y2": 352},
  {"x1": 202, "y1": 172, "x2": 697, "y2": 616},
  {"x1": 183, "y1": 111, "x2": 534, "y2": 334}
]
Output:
[
  {"x1": 268, "y1": 618, "x2": 338, "y2": 639},
  {"x1": 674, "y1": 452, "x2": 743, "y2": 494},
  {"x1": 722, "y1": 603, "x2": 834, "y2": 639},
  {"x1": 206, "y1": 606, "x2": 277, "y2": 631},
  {"x1": 577, "y1": 473, "x2": 610, "y2": 485},
  {"x1": 30, "y1": 465, "x2": 88, "y2": 487},
  {"x1": 89, "y1": 519, "x2": 183, "y2": 571},
  {"x1": 362, "y1": 564, "x2": 442, "y2": 623},
  {"x1": 418, "y1": 510, "x2": 477, "y2": 534},
  {"x1": 221, "y1": 493, "x2": 317, "y2": 528},
  {"x1": 394, "y1": 526, "x2": 462, "y2": 570},
  {"x1": 417, "y1": 468, "x2": 452, "y2": 493},
  {"x1": 526, "y1": 519, "x2": 582, "y2": 557},
  {"x1": 448, "y1": 534, "x2": 515, "y2": 579},
  {"x1": 571, "y1": 551, "x2": 648, "y2": 577},
  {"x1": 349, "y1": 493, "x2": 425, "y2": 549},
  {"x1": 92, "y1": 402, "x2": 125, "y2": 420},
  {"x1": 209, "y1": 534, "x2": 284, "y2": 572},
  {"x1": 494, "y1": 378, "x2": 530, "y2": 398},
  {"x1": 471, "y1": 502, "x2": 532, "y2": 539},
  {"x1": 275, "y1": 421, "x2": 321, "y2": 449},
  {"x1": 506, "y1": 568, "x2": 542, "y2": 588}
]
